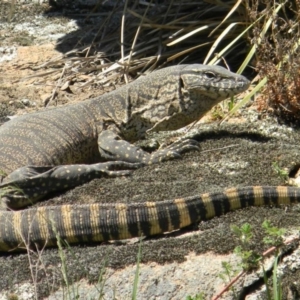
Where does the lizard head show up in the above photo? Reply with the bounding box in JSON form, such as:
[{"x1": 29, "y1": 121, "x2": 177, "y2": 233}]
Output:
[
  {"x1": 147, "y1": 64, "x2": 250, "y2": 133},
  {"x1": 121, "y1": 64, "x2": 250, "y2": 140},
  {"x1": 180, "y1": 64, "x2": 250, "y2": 99}
]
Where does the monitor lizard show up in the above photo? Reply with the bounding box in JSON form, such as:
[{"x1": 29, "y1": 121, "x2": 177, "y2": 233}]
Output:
[
  {"x1": 1, "y1": 63, "x2": 280, "y2": 252},
  {"x1": 0, "y1": 64, "x2": 250, "y2": 209}
]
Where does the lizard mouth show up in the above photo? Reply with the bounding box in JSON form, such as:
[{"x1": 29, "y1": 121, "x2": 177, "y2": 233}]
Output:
[{"x1": 188, "y1": 77, "x2": 250, "y2": 93}]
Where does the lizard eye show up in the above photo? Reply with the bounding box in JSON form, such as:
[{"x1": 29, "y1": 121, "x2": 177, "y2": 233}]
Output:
[{"x1": 204, "y1": 71, "x2": 216, "y2": 79}]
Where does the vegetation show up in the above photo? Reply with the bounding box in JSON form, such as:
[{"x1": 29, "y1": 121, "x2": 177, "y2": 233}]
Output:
[{"x1": 212, "y1": 220, "x2": 294, "y2": 300}]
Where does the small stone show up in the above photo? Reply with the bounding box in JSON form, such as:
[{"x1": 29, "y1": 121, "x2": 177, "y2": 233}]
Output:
[
  {"x1": 61, "y1": 80, "x2": 71, "y2": 91},
  {"x1": 21, "y1": 99, "x2": 30, "y2": 106}
]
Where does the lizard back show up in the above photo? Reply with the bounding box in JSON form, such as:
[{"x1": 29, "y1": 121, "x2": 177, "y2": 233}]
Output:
[{"x1": 0, "y1": 102, "x2": 100, "y2": 173}]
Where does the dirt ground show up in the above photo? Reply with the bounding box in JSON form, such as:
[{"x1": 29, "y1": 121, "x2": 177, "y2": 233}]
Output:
[{"x1": 1, "y1": 2, "x2": 300, "y2": 300}]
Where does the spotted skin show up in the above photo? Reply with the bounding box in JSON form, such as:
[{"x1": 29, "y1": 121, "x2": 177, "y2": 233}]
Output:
[
  {"x1": 98, "y1": 131, "x2": 200, "y2": 164},
  {"x1": 0, "y1": 186, "x2": 299, "y2": 252},
  {"x1": 0, "y1": 64, "x2": 249, "y2": 208},
  {"x1": 1, "y1": 162, "x2": 142, "y2": 209}
]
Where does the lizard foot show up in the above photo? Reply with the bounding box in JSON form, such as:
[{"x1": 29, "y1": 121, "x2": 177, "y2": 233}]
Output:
[
  {"x1": 146, "y1": 139, "x2": 200, "y2": 164},
  {"x1": 93, "y1": 161, "x2": 143, "y2": 177}
]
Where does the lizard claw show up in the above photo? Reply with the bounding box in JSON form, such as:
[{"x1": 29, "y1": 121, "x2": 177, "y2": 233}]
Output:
[
  {"x1": 165, "y1": 139, "x2": 200, "y2": 154},
  {"x1": 146, "y1": 139, "x2": 200, "y2": 164}
]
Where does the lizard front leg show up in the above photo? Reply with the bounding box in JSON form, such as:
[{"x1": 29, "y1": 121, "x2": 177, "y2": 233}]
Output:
[{"x1": 98, "y1": 130, "x2": 200, "y2": 164}]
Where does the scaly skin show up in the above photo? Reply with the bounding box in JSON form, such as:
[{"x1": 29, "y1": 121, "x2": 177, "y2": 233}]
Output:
[
  {"x1": 0, "y1": 64, "x2": 249, "y2": 209},
  {"x1": 0, "y1": 186, "x2": 299, "y2": 252},
  {"x1": 0, "y1": 64, "x2": 255, "y2": 252}
]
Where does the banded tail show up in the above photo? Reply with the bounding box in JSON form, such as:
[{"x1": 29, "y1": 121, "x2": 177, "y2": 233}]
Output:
[{"x1": 0, "y1": 186, "x2": 299, "y2": 252}]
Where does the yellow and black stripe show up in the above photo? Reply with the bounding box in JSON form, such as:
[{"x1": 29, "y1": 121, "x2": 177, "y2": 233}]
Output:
[{"x1": 0, "y1": 186, "x2": 299, "y2": 252}]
